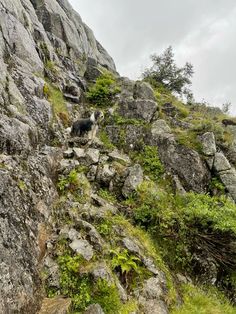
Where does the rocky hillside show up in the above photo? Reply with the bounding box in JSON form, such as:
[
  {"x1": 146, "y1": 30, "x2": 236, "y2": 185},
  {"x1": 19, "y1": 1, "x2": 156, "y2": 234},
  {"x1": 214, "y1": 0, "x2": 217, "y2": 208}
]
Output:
[{"x1": 1, "y1": 0, "x2": 236, "y2": 314}]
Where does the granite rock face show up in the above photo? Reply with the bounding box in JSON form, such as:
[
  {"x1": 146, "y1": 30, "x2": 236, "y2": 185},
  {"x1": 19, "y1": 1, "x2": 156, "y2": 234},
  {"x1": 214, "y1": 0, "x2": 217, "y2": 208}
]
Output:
[{"x1": 0, "y1": 0, "x2": 116, "y2": 312}]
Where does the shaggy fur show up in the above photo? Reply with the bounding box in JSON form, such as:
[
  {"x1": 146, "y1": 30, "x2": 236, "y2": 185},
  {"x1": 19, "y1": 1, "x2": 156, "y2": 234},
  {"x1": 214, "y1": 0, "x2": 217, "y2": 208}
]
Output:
[{"x1": 70, "y1": 111, "x2": 104, "y2": 141}]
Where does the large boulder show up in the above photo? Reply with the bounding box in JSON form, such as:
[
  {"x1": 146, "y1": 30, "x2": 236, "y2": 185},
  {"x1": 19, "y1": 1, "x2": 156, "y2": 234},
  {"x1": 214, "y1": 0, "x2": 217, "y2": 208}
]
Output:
[
  {"x1": 156, "y1": 137, "x2": 210, "y2": 193},
  {"x1": 122, "y1": 164, "x2": 143, "y2": 197},
  {"x1": 118, "y1": 99, "x2": 158, "y2": 123},
  {"x1": 133, "y1": 81, "x2": 156, "y2": 101},
  {"x1": 200, "y1": 132, "x2": 217, "y2": 156},
  {"x1": 138, "y1": 276, "x2": 169, "y2": 314}
]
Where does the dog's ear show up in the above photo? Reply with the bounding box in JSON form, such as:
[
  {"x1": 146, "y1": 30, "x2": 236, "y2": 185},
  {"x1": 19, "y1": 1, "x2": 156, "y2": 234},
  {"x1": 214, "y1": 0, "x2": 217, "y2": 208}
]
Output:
[{"x1": 94, "y1": 111, "x2": 100, "y2": 120}]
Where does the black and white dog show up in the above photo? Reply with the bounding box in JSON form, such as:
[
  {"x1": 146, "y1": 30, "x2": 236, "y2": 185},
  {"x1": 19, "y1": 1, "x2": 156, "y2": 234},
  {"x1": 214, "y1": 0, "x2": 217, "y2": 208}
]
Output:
[{"x1": 70, "y1": 111, "x2": 104, "y2": 141}]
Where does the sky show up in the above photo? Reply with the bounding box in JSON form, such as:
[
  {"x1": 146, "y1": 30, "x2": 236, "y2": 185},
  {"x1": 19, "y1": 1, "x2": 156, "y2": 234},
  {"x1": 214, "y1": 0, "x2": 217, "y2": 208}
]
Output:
[{"x1": 69, "y1": 0, "x2": 236, "y2": 115}]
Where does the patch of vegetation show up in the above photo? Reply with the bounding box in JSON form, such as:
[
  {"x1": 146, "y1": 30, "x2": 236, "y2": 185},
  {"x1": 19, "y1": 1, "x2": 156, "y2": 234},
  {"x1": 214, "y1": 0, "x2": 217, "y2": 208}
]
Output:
[
  {"x1": 43, "y1": 81, "x2": 69, "y2": 126},
  {"x1": 92, "y1": 279, "x2": 122, "y2": 313},
  {"x1": 45, "y1": 60, "x2": 58, "y2": 76},
  {"x1": 133, "y1": 187, "x2": 236, "y2": 272},
  {"x1": 99, "y1": 130, "x2": 115, "y2": 150},
  {"x1": 171, "y1": 284, "x2": 236, "y2": 314},
  {"x1": 209, "y1": 177, "x2": 225, "y2": 196},
  {"x1": 175, "y1": 129, "x2": 202, "y2": 152},
  {"x1": 40, "y1": 42, "x2": 50, "y2": 62},
  {"x1": 154, "y1": 85, "x2": 190, "y2": 118},
  {"x1": 57, "y1": 169, "x2": 90, "y2": 203},
  {"x1": 86, "y1": 71, "x2": 120, "y2": 107},
  {"x1": 191, "y1": 119, "x2": 224, "y2": 140},
  {"x1": 110, "y1": 248, "x2": 141, "y2": 286},
  {"x1": 98, "y1": 188, "x2": 117, "y2": 203},
  {"x1": 56, "y1": 254, "x2": 122, "y2": 313},
  {"x1": 96, "y1": 220, "x2": 113, "y2": 237},
  {"x1": 120, "y1": 300, "x2": 138, "y2": 314},
  {"x1": 132, "y1": 145, "x2": 164, "y2": 181},
  {"x1": 107, "y1": 213, "x2": 177, "y2": 305},
  {"x1": 18, "y1": 180, "x2": 27, "y2": 191},
  {"x1": 0, "y1": 163, "x2": 6, "y2": 169}
]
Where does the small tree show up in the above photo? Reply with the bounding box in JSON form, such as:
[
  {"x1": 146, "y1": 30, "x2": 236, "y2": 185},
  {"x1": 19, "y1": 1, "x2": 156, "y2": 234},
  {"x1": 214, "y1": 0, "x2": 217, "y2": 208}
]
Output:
[{"x1": 142, "y1": 46, "x2": 194, "y2": 98}]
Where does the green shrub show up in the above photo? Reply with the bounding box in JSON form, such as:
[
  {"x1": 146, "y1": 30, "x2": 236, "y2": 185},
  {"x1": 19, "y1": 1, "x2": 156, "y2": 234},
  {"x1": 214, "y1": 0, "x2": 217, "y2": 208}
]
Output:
[
  {"x1": 56, "y1": 254, "x2": 122, "y2": 313},
  {"x1": 133, "y1": 188, "x2": 236, "y2": 270},
  {"x1": 86, "y1": 71, "x2": 120, "y2": 107},
  {"x1": 209, "y1": 177, "x2": 225, "y2": 196},
  {"x1": 57, "y1": 169, "x2": 78, "y2": 194},
  {"x1": 56, "y1": 254, "x2": 92, "y2": 311},
  {"x1": 92, "y1": 279, "x2": 122, "y2": 314},
  {"x1": 133, "y1": 145, "x2": 164, "y2": 181},
  {"x1": 57, "y1": 170, "x2": 91, "y2": 203}
]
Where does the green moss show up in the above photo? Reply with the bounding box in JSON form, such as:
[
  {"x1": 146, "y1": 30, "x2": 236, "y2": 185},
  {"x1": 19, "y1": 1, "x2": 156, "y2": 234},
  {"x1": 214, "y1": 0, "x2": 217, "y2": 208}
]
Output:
[
  {"x1": 171, "y1": 284, "x2": 236, "y2": 314},
  {"x1": 18, "y1": 180, "x2": 27, "y2": 191},
  {"x1": 87, "y1": 71, "x2": 120, "y2": 107},
  {"x1": 209, "y1": 177, "x2": 225, "y2": 196}
]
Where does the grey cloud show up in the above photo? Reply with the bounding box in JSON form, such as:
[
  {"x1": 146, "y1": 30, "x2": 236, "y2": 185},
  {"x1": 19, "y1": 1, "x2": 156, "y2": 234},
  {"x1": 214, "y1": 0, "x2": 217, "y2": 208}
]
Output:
[{"x1": 69, "y1": 0, "x2": 236, "y2": 114}]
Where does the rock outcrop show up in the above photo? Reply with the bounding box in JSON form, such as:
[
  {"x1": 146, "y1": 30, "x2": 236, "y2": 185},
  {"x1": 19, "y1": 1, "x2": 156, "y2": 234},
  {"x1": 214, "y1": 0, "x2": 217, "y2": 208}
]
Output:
[{"x1": 0, "y1": 0, "x2": 236, "y2": 313}]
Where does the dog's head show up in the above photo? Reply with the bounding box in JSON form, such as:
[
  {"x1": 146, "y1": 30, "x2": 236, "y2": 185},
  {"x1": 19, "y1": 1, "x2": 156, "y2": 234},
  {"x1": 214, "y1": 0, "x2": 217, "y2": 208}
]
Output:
[{"x1": 94, "y1": 110, "x2": 104, "y2": 122}]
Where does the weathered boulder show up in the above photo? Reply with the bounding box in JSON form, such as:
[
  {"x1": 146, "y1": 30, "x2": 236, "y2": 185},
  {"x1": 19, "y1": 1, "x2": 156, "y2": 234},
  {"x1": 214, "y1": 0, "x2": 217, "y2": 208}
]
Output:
[
  {"x1": 122, "y1": 164, "x2": 143, "y2": 197},
  {"x1": 150, "y1": 119, "x2": 172, "y2": 137},
  {"x1": 219, "y1": 168, "x2": 236, "y2": 201},
  {"x1": 117, "y1": 77, "x2": 135, "y2": 100},
  {"x1": 91, "y1": 262, "x2": 113, "y2": 284},
  {"x1": 69, "y1": 239, "x2": 94, "y2": 261},
  {"x1": 83, "y1": 304, "x2": 105, "y2": 314},
  {"x1": 133, "y1": 81, "x2": 156, "y2": 101},
  {"x1": 156, "y1": 138, "x2": 211, "y2": 193},
  {"x1": 39, "y1": 297, "x2": 72, "y2": 314},
  {"x1": 118, "y1": 99, "x2": 158, "y2": 123},
  {"x1": 200, "y1": 132, "x2": 217, "y2": 156},
  {"x1": 138, "y1": 276, "x2": 168, "y2": 314},
  {"x1": 213, "y1": 152, "x2": 231, "y2": 172},
  {"x1": 96, "y1": 164, "x2": 116, "y2": 186},
  {"x1": 73, "y1": 148, "x2": 100, "y2": 165},
  {"x1": 108, "y1": 149, "x2": 131, "y2": 165}
]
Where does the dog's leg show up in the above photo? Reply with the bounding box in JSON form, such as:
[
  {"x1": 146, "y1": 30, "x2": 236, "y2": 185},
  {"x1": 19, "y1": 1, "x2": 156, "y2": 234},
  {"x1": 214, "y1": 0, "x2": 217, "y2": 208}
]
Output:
[{"x1": 84, "y1": 125, "x2": 98, "y2": 149}]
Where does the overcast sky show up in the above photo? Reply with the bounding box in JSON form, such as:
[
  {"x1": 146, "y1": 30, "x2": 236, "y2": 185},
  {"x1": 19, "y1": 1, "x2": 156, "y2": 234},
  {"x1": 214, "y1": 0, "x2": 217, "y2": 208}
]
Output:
[{"x1": 69, "y1": 0, "x2": 236, "y2": 114}]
